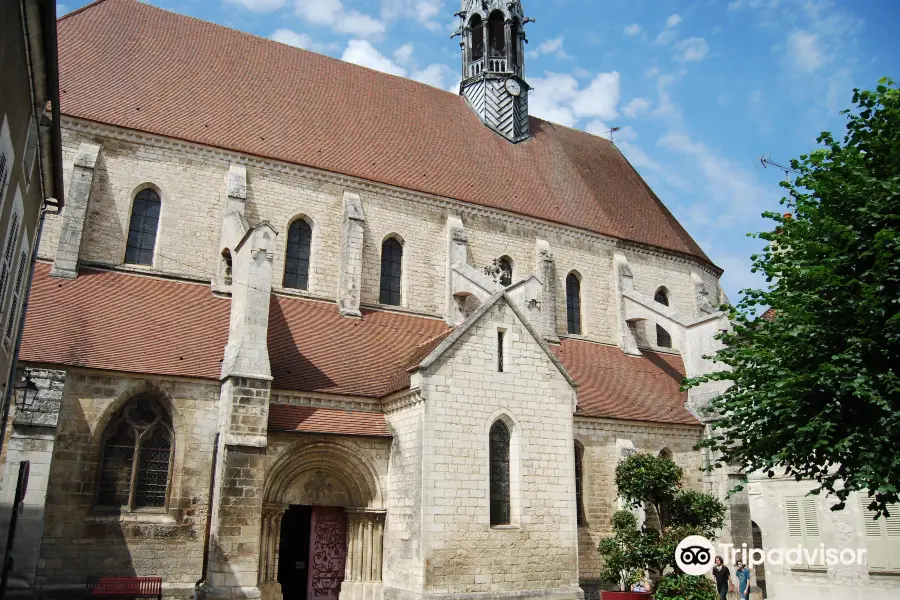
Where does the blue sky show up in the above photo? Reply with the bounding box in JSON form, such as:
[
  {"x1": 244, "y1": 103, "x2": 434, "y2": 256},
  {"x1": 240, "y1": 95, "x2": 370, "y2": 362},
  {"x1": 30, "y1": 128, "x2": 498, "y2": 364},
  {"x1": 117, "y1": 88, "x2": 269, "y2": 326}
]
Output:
[{"x1": 57, "y1": 0, "x2": 900, "y2": 302}]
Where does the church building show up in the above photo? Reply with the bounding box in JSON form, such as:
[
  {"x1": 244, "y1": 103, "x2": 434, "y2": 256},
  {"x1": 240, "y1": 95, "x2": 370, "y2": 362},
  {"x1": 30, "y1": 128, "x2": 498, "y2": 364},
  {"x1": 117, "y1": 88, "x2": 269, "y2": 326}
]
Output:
[{"x1": 0, "y1": 1, "x2": 742, "y2": 599}]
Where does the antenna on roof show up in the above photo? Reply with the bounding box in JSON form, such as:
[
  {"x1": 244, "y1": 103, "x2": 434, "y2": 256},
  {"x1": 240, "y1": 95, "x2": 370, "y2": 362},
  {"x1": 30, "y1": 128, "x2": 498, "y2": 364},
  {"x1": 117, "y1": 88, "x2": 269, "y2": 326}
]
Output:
[
  {"x1": 608, "y1": 126, "x2": 621, "y2": 142},
  {"x1": 760, "y1": 154, "x2": 800, "y2": 213}
]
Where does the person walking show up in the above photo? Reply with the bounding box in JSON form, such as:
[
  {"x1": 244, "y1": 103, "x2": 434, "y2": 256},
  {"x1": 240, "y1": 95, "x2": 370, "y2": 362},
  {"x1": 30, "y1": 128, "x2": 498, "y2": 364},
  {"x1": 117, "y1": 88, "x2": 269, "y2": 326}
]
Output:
[
  {"x1": 735, "y1": 561, "x2": 752, "y2": 600},
  {"x1": 712, "y1": 556, "x2": 732, "y2": 600}
]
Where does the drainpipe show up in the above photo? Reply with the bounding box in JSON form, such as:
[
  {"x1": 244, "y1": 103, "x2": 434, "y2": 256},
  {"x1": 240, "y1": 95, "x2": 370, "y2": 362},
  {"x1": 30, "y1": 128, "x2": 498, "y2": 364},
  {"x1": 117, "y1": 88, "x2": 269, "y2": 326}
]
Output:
[{"x1": 195, "y1": 432, "x2": 220, "y2": 600}]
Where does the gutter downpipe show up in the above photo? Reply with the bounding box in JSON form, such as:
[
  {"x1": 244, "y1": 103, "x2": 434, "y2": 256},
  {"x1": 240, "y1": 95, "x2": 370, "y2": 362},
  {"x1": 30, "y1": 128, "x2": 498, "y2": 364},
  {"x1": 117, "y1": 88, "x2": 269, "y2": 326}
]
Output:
[{"x1": 195, "y1": 432, "x2": 220, "y2": 600}]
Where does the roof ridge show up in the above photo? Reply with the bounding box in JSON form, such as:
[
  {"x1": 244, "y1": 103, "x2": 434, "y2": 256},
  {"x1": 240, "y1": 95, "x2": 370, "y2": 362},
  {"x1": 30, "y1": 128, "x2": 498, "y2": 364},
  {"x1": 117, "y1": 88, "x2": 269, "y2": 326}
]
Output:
[{"x1": 58, "y1": 0, "x2": 115, "y2": 21}]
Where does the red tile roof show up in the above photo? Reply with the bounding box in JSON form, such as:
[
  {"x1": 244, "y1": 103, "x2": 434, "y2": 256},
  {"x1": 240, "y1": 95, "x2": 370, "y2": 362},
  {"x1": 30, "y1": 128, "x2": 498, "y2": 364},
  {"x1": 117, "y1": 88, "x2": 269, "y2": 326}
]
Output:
[
  {"x1": 20, "y1": 262, "x2": 230, "y2": 379},
  {"x1": 56, "y1": 0, "x2": 713, "y2": 267},
  {"x1": 21, "y1": 264, "x2": 697, "y2": 425},
  {"x1": 552, "y1": 339, "x2": 699, "y2": 426},
  {"x1": 268, "y1": 404, "x2": 390, "y2": 437}
]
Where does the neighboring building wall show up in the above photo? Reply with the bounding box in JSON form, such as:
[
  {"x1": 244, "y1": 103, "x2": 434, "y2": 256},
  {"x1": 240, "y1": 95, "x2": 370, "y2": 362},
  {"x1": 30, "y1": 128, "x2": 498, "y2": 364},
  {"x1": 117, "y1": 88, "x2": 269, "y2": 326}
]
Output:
[
  {"x1": 41, "y1": 122, "x2": 721, "y2": 348},
  {"x1": 31, "y1": 369, "x2": 219, "y2": 591},
  {"x1": 0, "y1": 0, "x2": 48, "y2": 402},
  {"x1": 748, "y1": 477, "x2": 900, "y2": 600},
  {"x1": 410, "y1": 300, "x2": 581, "y2": 598},
  {"x1": 573, "y1": 418, "x2": 704, "y2": 593}
]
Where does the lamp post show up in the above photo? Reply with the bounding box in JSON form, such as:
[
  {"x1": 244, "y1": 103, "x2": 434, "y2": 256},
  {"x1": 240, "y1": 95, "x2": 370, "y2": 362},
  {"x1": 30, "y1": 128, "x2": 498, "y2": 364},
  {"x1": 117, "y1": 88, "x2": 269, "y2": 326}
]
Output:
[{"x1": 13, "y1": 370, "x2": 39, "y2": 412}]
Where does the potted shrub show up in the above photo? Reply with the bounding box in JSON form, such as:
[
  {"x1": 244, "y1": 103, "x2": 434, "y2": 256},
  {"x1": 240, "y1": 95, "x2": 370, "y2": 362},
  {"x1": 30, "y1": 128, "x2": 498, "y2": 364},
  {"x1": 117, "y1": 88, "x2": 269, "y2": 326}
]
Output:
[
  {"x1": 597, "y1": 510, "x2": 651, "y2": 599},
  {"x1": 597, "y1": 453, "x2": 726, "y2": 600}
]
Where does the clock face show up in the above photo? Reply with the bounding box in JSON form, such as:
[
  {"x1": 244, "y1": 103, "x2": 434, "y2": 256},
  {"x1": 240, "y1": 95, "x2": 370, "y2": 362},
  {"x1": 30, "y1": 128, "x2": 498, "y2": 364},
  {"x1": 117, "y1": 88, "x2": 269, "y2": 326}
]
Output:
[{"x1": 505, "y1": 79, "x2": 522, "y2": 96}]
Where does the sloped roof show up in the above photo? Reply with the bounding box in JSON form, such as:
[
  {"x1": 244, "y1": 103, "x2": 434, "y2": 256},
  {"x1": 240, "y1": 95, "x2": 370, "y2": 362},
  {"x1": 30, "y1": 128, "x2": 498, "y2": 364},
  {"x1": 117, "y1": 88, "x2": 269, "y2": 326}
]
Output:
[
  {"x1": 551, "y1": 338, "x2": 698, "y2": 426},
  {"x1": 268, "y1": 404, "x2": 390, "y2": 437},
  {"x1": 20, "y1": 264, "x2": 697, "y2": 425},
  {"x1": 56, "y1": 0, "x2": 712, "y2": 266}
]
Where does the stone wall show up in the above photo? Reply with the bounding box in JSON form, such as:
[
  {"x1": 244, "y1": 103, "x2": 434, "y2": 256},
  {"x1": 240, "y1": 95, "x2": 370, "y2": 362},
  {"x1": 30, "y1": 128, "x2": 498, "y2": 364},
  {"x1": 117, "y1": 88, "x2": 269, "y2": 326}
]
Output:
[
  {"x1": 572, "y1": 418, "x2": 705, "y2": 591},
  {"x1": 747, "y1": 477, "x2": 900, "y2": 600},
  {"x1": 43, "y1": 122, "x2": 721, "y2": 349},
  {"x1": 411, "y1": 299, "x2": 581, "y2": 598},
  {"x1": 31, "y1": 369, "x2": 219, "y2": 589}
]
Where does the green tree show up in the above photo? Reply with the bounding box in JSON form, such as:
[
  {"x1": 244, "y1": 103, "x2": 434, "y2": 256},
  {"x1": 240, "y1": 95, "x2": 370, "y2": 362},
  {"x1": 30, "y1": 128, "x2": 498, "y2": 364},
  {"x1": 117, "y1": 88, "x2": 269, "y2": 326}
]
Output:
[
  {"x1": 685, "y1": 78, "x2": 900, "y2": 518},
  {"x1": 597, "y1": 510, "x2": 645, "y2": 591},
  {"x1": 602, "y1": 453, "x2": 726, "y2": 586}
]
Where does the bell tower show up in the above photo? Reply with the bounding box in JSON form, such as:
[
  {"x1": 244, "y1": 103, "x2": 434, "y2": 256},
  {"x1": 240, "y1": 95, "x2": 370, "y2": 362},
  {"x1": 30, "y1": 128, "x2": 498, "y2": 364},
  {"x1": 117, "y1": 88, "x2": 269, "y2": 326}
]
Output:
[{"x1": 455, "y1": 0, "x2": 532, "y2": 143}]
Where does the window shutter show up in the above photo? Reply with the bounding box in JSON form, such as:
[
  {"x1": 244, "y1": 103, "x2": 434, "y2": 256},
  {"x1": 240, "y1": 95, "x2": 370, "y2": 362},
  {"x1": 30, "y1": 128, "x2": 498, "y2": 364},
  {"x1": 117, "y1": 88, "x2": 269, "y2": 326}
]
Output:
[
  {"x1": 886, "y1": 503, "x2": 900, "y2": 571},
  {"x1": 786, "y1": 499, "x2": 803, "y2": 539},
  {"x1": 801, "y1": 497, "x2": 824, "y2": 565},
  {"x1": 860, "y1": 497, "x2": 890, "y2": 571},
  {"x1": 3, "y1": 249, "x2": 28, "y2": 348},
  {"x1": 0, "y1": 210, "x2": 20, "y2": 326}
]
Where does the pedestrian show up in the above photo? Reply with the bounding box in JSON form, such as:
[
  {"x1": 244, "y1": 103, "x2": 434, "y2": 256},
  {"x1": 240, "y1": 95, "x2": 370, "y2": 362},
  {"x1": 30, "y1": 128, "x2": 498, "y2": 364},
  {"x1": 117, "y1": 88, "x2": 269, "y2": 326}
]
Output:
[
  {"x1": 735, "y1": 561, "x2": 751, "y2": 600},
  {"x1": 712, "y1": 556, "x2": 732, "y2": 600}
]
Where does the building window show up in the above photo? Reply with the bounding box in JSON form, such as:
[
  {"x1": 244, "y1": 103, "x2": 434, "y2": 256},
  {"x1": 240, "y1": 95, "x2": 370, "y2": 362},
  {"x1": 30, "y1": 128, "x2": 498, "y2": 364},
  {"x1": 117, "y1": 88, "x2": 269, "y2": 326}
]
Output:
[
  {"x1": 785, "y1": 497, "x2": 824, "y2": 568},
  {"x1": 124, "y1": 189, "x2": 161, "y2": 266},
  {"x1": 656, "y1": 325, "x2": 672, "y2": 348},
  {"x1": 575, "y1": 442, "x2": 586, "y2": 526},
  {"x1": 566, "y1": 273, "x2": 582, "y2": 335},
  {"x1": 283, "y1": 218, "x2": 312, "y2": 290},
  {"x1": 498, "y1": 256, "x2": 513, "y2": 287},
  {"x1": 489, "y1": 420, "x2": 511, "y2": 526},
  {"x1": 221, "y1": 249, "x2": 233, "y2": 286},
  {"x1": 0, "y1": 209, "x2": 20, "y2": 327},
  {"x1": 380, "y1": 237, "x2": 403, "y2": 306},
  {"x1": 97, "y1": 394, "x2": 173, "y2": 510},
  {"x1": 861, "y1": 498, "x2": 900, "y2": 571},
  {"x1": 497, "y1": 330, "x2": 505, "y2": 372},
  {"x1": 654, "y1": 288, "x2": 669, "y2": 306}
]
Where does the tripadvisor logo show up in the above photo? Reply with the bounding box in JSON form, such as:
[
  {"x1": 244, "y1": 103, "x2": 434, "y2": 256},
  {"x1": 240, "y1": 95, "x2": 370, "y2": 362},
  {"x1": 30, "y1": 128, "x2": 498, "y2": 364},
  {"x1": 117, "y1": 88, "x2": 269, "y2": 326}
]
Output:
[{"x1": 675, "y1": 535, "x2": 716, "y2": 576}]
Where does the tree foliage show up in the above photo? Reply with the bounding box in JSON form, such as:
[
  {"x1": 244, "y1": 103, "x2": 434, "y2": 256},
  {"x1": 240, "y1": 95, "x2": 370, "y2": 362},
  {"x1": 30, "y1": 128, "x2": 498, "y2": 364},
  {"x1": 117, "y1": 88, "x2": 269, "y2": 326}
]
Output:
[
  {"x1": 685, "y1": 78, "x2": 900, "y2": 517},
  {"x1": 653, "y1": 573, "x2": 718, "y2": 600},
  {"x1": 601, "y1": 453, "x2": 727, "y2": 589},
  {"x1": 597, "y1": 510, "x2": 645, "y2": 591}
]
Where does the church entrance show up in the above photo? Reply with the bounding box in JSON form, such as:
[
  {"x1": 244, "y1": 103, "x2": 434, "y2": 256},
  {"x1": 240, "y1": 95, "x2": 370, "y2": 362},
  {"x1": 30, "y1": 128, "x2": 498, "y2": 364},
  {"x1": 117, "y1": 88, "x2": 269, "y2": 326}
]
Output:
[
  {"x1": 259, "y1": 440, "x2": 387, "y2": 600},
  {"x1": 278, "y1": 505, "x2": 348, "y2": 600}
]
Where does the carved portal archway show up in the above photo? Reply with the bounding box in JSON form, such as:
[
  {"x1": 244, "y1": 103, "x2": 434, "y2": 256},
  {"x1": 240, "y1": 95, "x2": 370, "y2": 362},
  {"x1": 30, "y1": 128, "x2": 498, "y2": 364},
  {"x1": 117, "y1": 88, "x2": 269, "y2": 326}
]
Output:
[{"x1": 260, "y1": 440, "x2": 386, "y2": 600}]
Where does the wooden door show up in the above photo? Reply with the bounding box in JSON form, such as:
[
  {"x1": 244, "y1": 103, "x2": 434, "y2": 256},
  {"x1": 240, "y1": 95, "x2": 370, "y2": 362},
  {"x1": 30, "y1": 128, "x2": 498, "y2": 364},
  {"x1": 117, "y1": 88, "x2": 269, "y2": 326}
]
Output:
[{"x1": 306, "y1": 507, "x2": 347, "y2": 600}]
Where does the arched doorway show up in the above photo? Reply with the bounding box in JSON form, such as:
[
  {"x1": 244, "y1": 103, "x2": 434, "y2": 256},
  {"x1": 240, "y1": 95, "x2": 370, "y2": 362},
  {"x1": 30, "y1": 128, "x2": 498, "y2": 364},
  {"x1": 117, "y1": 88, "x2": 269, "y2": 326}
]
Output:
[
  {"x1": 260, "y1": 440, "x2": 385, "y2": 600},
  {"x1": 751, "y1": 521, "x2": 767, "y2": 598}
]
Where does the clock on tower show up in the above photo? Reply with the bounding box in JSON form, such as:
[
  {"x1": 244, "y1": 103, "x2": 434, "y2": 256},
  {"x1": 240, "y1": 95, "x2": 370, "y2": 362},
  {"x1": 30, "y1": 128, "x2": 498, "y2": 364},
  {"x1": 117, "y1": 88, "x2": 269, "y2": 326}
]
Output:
[{"x1": 455, "y1": 0, "x2": 532, "y2": 143}]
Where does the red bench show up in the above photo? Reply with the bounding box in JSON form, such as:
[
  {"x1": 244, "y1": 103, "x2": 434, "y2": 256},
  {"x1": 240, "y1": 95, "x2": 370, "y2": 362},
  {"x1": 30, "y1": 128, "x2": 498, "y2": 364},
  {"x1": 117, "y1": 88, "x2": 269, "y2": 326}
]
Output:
[{"x1": 85, "y1": 577, "x2": 163, "y2": 600}]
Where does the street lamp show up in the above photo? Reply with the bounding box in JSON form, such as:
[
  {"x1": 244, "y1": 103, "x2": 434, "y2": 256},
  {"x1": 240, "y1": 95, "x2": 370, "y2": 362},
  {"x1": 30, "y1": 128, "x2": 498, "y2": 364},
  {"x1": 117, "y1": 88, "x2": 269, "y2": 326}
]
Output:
[{"x1": 13, "y1": 370, "x2": 38, "y2": 411}]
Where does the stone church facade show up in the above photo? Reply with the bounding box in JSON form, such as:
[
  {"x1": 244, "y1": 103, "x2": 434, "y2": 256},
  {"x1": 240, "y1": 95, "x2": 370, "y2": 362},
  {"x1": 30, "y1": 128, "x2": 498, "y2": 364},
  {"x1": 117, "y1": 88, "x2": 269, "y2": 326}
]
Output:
[{"x1": 0, "y1": 1, "x2": 752, "y2": 600}]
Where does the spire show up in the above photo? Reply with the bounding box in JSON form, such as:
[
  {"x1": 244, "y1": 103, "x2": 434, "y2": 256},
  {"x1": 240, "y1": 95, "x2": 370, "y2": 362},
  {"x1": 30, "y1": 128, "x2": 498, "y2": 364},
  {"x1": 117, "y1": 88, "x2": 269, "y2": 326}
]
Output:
[{"x1": 456, "y1": 0, "x2": 531, "y2": 143}]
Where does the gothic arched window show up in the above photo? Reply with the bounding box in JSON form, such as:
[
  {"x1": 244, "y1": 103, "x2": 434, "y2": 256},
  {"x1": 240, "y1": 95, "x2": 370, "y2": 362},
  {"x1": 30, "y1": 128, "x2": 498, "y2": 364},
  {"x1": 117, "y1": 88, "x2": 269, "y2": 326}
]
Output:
[
  {"x1": 469, "y1": 14, "x2": 484, "y2": 61},
  {"x1": 97, "y1": 394, "x2": 173, "y2": 510},
  {"x1": 221, "y1": 249, "x2": 233, "y2": 286},
  {"x1": 654, "y1": 288, "x2": 670, "y2": 306},
  {"x1": 283, "y1": 218, "x2": 312, "y2": 290},
  {"x1": 566, "y1": 272, "x2": 582, "y2": 335},
  {"x1": 380, "y1": 237, "x2": 403, "y2": 306},
  {"x1": 488, "y1": 10, "x2": 505, "y2": 58},
  {"x1": 575, "y1": 442, "x2": 586, "y2": 527},
  {"x1": 498, "y1": 256, "x2": 513, "y2": 287},
  {"x1": 510, "y1": 18, "x2": 521, "y2": 69},
  {"x1": 125, "y1": 188, "x2": 161, "y2": 266},
  {"x1": 489, "y1": 420, "x2": 511, "y2": 526}
]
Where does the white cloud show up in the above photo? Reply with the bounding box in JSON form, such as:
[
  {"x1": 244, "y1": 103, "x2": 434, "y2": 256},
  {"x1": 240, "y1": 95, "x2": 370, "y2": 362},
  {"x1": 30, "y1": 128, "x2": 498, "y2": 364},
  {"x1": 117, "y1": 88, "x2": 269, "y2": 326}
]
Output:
[
  {"x1": 225, "y1": 0, "x2": 287, "y2": 10},
  {"x1": 381, "y1": 0, "x2": 444, "y2": 31},
  {"x1": 623, "y1": 24, "x2": 642, "y2": 37},
  {"x1": 296, "y1": 0, "x2": 386, "y2": 38},
  {"x1": 528, "y1": 36, "x2": 571, "y2": 60},
  {"x1": 393, "y1": 43, "x2": 415, "y2": 65},
  {"x1": 658, "y1": 131, "x2": 775, "y2": 226},
  {"x1": 665, "y1": 14, "x2": 683, "y2": 28},
  {"x1": 529, "y1": 71, "x2": 621, "y2": 127},
  {"x1": 340, "y1": 40, "x2": 452, "y2": 89},
  {"x1": 787, "y1": 30, "x2": 824, "y2": 73},
  {"x1": 56, "y1": 2, "x2": 68, "y2": 15},
  {"x1": 621, "y1": 97, "x2": 651, "y2": 119},
  {"x1": 270, "y1": 29, "x2": 313, "y2": 49},
  {"x1": 674, "y1": 37, "x2": 710, "y2": 62},
  {"x1": 655, "y1": 14, "x2": 682, "y2": 45}
]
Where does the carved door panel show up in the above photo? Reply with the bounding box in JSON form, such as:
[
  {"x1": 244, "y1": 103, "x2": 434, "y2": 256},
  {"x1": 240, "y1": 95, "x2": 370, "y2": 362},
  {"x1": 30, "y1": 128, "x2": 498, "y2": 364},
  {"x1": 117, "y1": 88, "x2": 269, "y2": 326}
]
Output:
[{"x1": 307, "y1": 507, "x2": 347, "y2": 600}]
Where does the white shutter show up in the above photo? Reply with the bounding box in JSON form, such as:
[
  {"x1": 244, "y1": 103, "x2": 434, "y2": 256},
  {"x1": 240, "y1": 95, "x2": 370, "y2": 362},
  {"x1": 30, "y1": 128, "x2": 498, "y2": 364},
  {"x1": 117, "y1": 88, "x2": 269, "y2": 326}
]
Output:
[
  {"x1": 0, "y1": 116, "x2": 15, "y2": 209},
  {"x1": 886, "y1": 503, "x2": 900, "y2": 571},
  {"x1": 0, "y1": 206, "x2": 20, "y2": 324},
  {"x1": 802, "y1": 497, "x2": 825, "y2": 565},
  {"x1": 861, "y1": 497, "x2": 889, "y2": 571}
]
